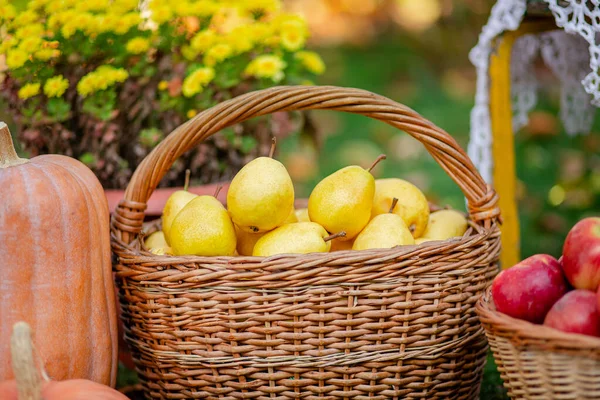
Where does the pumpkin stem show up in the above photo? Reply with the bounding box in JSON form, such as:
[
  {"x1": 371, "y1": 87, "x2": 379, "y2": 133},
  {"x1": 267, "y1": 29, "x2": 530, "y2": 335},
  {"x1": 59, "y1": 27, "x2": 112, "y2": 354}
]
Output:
[
  {"x1": 11, "y1": 322, "x2": 44, "y2": 400},
  {"x1": 0, "y1": 122, "x2": 28, "y2": 168}
]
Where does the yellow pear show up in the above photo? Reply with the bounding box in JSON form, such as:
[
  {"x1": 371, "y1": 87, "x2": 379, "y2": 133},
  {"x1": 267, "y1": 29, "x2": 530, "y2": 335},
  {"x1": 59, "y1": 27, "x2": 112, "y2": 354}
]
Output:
[
  {"x1": 330, "y1": 237, "x2": 354, "y2": 251},
  {"x1": 161, "y1": 170, "x2": 197, "y2": 245},
  {"x1": 227, "y1": 139, "x2": 294, "y2": 233},
  {"x1": 419, "y1": 209, "x2": 468, "y2": 241},
  {"x1": 253, "y1": 222, "x2": 345, "y2": 257},
  {"x1": 144, "y1": 231, "x2": 168, "y2": 249},
  {"x1": 283, "y1": 208, "x2": 299, "y2": 224},
  {"x1": 149, "y1": 246, "x2": 173, "y2": 255},
  {"x1": 295, "y1": 208, "x2": 310, "y2": 222},
  {"x1": 235, "y1": 225, "x2": 266, "y2": 256},
  {"x1": 353, "y1": 198, "x2": 415, "y2": 250},
  {"x1": 371, "y1": 178, "x2": 429, "y2": 238},
  {"x1": 308, "y1": 155, "x2": 386, "y2": 240},
  {"x1": 170, "y1": 195, "x2": 236, "y2": 256}
]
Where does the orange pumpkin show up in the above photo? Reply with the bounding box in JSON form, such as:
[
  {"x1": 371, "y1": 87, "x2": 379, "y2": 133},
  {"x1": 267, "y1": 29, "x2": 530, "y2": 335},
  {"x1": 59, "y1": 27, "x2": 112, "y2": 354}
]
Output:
[
  {"x1": 0, "y1": 123, "x2": 117, "y2": 385},
  {"x1": 0, "y1": 322, "x2": 127, "y2": 400}
]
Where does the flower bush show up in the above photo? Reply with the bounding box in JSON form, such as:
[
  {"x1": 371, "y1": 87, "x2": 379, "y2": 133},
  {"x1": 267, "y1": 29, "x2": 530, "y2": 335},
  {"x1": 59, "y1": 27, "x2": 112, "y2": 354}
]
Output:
[{"x1": 0, "y1": 0, "x2": 325, "y2": 188}]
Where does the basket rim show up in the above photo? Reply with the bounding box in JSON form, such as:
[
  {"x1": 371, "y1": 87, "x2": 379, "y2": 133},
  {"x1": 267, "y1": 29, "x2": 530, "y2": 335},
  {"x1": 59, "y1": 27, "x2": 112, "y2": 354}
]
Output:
[
  {"x1": 476, "y1": 286, "x2": 600, "y2": 352},
  {"x1": 112, "y1": 218, "x2": 498, "y2": 265}
]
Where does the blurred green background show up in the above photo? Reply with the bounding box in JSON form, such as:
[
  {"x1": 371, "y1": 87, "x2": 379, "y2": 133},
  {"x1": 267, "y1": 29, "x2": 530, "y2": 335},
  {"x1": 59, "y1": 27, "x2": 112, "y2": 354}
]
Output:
[{"x1": 3, "y1": 0, "x2": 599, "y2": 399}]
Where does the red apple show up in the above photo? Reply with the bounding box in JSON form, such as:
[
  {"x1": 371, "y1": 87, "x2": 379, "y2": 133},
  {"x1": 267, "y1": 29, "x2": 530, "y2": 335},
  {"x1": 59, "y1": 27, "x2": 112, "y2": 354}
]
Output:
[
  {"x1": 562, "y1": 217, "x2": 600, "y2": 290},
  {"x1": 492, "y1": 254, "x2": 569, "y2": 323},
  {"x1": 543, "y1": 290, "x2": 600, "y2": 337}
]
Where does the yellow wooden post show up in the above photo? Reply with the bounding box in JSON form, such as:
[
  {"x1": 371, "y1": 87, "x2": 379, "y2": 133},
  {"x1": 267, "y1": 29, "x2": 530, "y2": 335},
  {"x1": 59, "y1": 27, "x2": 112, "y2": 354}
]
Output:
[{"x1": 489, "y1": 20, "x2": 557, "y2": 269}]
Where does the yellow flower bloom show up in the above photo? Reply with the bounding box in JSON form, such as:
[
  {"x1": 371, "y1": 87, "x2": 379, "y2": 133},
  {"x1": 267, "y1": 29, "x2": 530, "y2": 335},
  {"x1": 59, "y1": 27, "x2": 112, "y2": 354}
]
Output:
[
  {"x1": 204, "y1": 43, "x2": 232, "y2": 66},
  {"x1": 15, "y1": 23, "x2": 45, "y2": 39},
  {"x1": 18, "y1": 82, "x2": 41, "y2": 100},
  {"x1": 114, "y1": 13, "x2": 141, "y2": 34},
  {"x1": 44, "y1": 75, "x2": 69, "y2": 98},
  {"x1": 182, "y1": 67, "x2": 215, "y2": 97},
  {"x1": 186, "y1": 109, "x2": 197, "y2": 118},
  {"x1": 181, "y1": 45, "x2": 199, "y2": 61},
  {"x1": 189, "y1": 0, "x2": 219, "y2": 17},
  {"x1": 243, "y1": 0, "x2": 280, "y2": 12},
  {"x1": 158, "y1": 80, "x2": 169, "y2": 90},
  {"x1": 126, "y1": 37, "x2": 150, "y2": 54},
  {"x1": 27, "y1": 0, "x2": 51, "y2": 10},
  {"x1": 34, "y1": 48, "x2": 61, "y2": 61},
  {"x1": 245, "y1": 54, "x2": 286, "y2": 82},
  {"x1": 150, "y1": 4, "x2": 173, "y2": 24},
  {"x1": 190, "y1": 29, "x2": 217, "y2": 52},
  {"x1": 13, "y1": 10, "x2": 39, "y2": 26},
  {"x1": 0, "y1": 4, "x2": 17, "y2": 21},
  {"x1": 18, "y1": 37, "x2": 43, "y2": 54},
  {"x1": 0, "y1": 37, "x2": 17, "y2": 55},
  {"x1": 44, "y1": 0, "x2": 63, "y2": 14},
  {"x1": 295, "y1": 51, "x2": 325, "y2": 75},
  {"x1": 77, "y1": 66, "x2": 129, "y2": 97},
  {"x1": 280, "y1": 27, "x2": 305, "y2": 51},
  {"x1": 112, "y1": 0, "x2": 139, "y2": 13},
  {"x1": 75, "y1": 0, "x2": 109, "y2": 12},
  {"x1": 6, "y1": 49, "x2": 29, "y2": 69},
  {"x1": 226, "y1": 26, "x2": 254, "y2": 53}
]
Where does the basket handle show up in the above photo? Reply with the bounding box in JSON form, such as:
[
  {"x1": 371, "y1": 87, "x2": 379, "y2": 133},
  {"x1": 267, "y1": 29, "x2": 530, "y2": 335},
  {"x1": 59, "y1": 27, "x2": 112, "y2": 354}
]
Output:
[{"x1": 112, "y1": 85, "x2": 500, "y2": 244}]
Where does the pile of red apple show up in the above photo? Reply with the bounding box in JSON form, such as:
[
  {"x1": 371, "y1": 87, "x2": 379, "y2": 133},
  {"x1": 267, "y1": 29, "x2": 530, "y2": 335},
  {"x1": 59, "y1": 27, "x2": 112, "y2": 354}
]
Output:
[{"x1": 492, "y1": 217, "x2": 600, "y2": 337}]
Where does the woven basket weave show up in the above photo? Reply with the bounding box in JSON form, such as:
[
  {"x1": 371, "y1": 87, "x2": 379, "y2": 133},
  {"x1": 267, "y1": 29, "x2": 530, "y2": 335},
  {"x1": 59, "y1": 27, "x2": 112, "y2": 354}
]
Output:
[
  {"x1": 111, "y1": 85, "x2": 501, "y2": 399},
  {"x1": 476, "y1": 287, "x2": 600, "y2": 399}
]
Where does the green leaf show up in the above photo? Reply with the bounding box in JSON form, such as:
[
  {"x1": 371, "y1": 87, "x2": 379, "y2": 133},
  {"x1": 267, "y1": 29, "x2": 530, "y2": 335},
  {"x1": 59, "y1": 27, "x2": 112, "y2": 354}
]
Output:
[
  {"x1": 79, "y1": 152, "x2": 97, "y2": 167},
  {"x1": 46, "y1": 98, "x2": 70, "y2": 121},
  {"x1": 82, "y1": 90, "x2": 116, "y2": 121}
]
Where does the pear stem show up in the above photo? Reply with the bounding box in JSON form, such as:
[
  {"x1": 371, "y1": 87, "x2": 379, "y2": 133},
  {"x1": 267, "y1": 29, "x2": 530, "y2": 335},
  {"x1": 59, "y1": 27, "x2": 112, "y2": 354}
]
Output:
[
  {"x1": 324, "y1": 231, "x2": 346, "y2": 242},
  {"x1": 389, "y1": 198, "x2": 399, "y2": 213},
  {"x1": 11, "y1": 322, "x2": 47, "y2": 400},
  {"x1": 213, "y1": 184, "x2": 223, "y2": 198},
  {"x1": 183, "y1": 169, "x2": 191, "y2": 191},
  {"x1": 268, "y1": 137, "x2": 276, "y2": 158},
  {"x1": 367, "y1": 154, "x2": 386, "y2": 173},
  {"x1": 0, "y1": 122, "x2": 28, "y2": 168}
]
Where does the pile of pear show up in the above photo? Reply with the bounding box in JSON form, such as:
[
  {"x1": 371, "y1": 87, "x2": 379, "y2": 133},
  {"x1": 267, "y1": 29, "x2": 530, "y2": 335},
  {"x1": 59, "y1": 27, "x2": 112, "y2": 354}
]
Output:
[{"x1": 144, "y1": 142, "x2": 469, "y2": 258}]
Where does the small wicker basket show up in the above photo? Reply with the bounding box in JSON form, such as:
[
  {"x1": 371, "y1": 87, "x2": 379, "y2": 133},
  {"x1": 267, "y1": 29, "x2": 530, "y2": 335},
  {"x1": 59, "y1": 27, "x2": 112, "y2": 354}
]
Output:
[
  {"x1": 476, "y1": 287, "x2": 600, "y2": 399},
  {"x1": 111, "y1": 85, "x2": 501, "y2": 399}
]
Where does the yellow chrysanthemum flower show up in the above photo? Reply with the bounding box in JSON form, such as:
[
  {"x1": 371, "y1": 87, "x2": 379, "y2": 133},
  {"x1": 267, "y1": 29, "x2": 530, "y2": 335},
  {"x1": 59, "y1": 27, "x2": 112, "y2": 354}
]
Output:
[
  {"x1": 18, "y1": 82, "x2": 41, "y2": 100},
  {"x1": 18, "y1": 37, "x2": 43, "y2": 54},
  {"x1": 186, "y1": 109, "x2": 197, "y2": 118},
  {"x1": 226, "y1": 26, "x2": 254, "y2": 53},
  {"x1": 6, "y1": 49, "x2": 29, "y2": 69},
  {"x1": 150, "y1": 4, "x2": 173, "y2": 24},
  {"x1": 295, "y1": 51, "x2": 325, "y2": 75},
  {"x1": 15, "y1": 23, "x2": 45, "y2": 39},
  {"x1": 245, "y1": 54, "x2": 286, "y2": 82},
  {"x1": 126, "y1": 37, "x2": 150, "y2": 54},
  {"x1": 182, "y1": 67, "x2": 215, "y2": 97},
  {"x1": 44, "y1": 0, "x2": 63, "y2": 14},
  {"x1": 190, "y1": 29, "x2": 217, "y2": 52},
  {"x1": 13, "y1": 10, "x2": 39, "y2": 26},
  {"x1": 189, "y1": 0, "x2": 219, "y2": 17},
  {"x1": 280, "y1": 27, "x2": 305, "y2": 51},
  {"x1": 35, "y1": 48, "x2": 61, "y2": 61},
  {"x1": 158, "y1": 80, "x2": 169, "y2": 91},
  {"x1": 27, "y1": 0, "x2": 51, "y2": 10},
  {"x1": 112, "y1": 0, "x2": 139, "y2": 13},
  {"x1": 204, "y1": 43, "x2": 232, "y2": 66},
  {"x1": 75, "y1": 0, "x2": 109, "y2": 12},
  {"x1": 243, "y1": 0, "x2": 280, "y2": 12},
  {"x1": 0, "y1": 4, "x2": 17, "y2": 21},
  {"x1": 44, "y1": 75, "x2": 69, "y2": 98},
  {"x1": 0, "y1": 37, "x2": 17, "y2": 55},
  {"x1": 77, "y1": 66, "x2": 129, "y2": 97},
  {"x1": 114, "y1": 13, "x2": 141, "y2": 34}
]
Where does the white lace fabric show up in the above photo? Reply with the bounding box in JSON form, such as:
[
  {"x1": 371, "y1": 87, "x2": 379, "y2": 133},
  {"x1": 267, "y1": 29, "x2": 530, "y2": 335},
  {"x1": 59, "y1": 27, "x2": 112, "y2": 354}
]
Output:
[{"x1": 468, "y1": 0, "x2": 598, "y2": 185}]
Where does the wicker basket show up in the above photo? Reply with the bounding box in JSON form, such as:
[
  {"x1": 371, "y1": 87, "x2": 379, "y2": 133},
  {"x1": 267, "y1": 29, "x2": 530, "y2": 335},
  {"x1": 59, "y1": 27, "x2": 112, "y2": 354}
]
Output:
[
  {"x1": 111, "y1": 85, "x2": 501, "y2": 399},
  {"x1": 476, "y1": 287, "x2": 600, "y2": 399}
]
